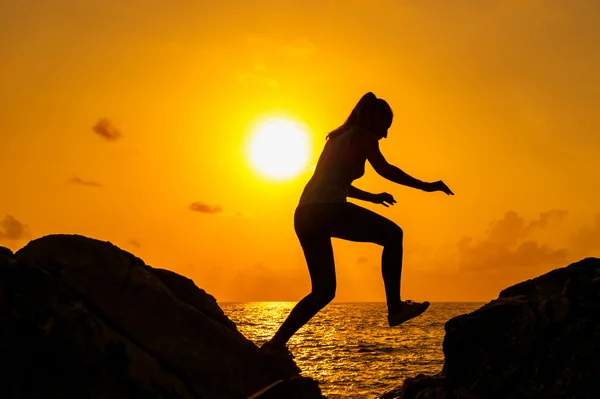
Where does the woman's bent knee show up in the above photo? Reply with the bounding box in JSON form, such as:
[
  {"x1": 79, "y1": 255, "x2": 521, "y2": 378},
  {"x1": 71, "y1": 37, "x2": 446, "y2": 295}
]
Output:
[{"x1": 382, "y1": 223, "x2": 403, "y2": 246}]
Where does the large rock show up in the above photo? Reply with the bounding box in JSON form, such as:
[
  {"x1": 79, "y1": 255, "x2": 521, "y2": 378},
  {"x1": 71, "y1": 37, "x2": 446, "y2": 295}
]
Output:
[
  {"x1": 0, "y1": 245, "x2": 192, "y2": 398},
  {"x1": 144, "y1": 265, "x2": 240, "y2": 334},
  {"x1": 381, "y1": 257, "x2": 600, "y2": 399},
  {"x1": 0, "y1": 235, "x2": 322, "y2": 398}
]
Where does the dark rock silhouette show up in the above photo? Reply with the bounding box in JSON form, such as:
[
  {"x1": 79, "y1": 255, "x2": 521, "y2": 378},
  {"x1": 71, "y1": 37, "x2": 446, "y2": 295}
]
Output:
[
  {"x1": 0, "y1": 234, "x2": 321, "y2": 398},
  {"x1": 2, "y1": 234, "x2": 598, "y2": 398},
  {"x1": 381, "y1": 257, "x2": 600, "y2": 399}
]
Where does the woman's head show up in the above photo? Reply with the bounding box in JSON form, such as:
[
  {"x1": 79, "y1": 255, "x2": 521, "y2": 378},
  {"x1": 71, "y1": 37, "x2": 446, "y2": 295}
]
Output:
[{"x1": 327, "y1": 92, "x2": 393, "y2": 140}]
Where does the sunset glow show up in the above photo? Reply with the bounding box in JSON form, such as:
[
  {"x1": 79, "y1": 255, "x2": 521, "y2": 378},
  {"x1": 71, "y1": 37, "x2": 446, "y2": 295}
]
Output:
[
  {"x1": 247, "y1": 118, "x2": 311, "y2": 181},
  {"x1": 1, "y1": 0, "x2": 599, "y2": 303}
]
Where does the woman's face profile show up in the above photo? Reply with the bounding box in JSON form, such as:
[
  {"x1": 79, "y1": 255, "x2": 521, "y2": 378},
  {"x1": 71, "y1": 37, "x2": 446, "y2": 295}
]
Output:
[{"x1": 372, "y1": 116, "x2": 392, "y2": 140}]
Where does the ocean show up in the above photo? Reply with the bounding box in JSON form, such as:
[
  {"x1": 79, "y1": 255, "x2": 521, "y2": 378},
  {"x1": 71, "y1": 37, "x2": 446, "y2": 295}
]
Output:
[{"x1": 221, "y1": 302, "x2": 483, "y2": 398}]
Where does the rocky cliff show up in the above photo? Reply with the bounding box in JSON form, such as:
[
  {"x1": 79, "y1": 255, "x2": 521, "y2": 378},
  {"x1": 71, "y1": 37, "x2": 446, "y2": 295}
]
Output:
[
  {"x1": 2, "y1": 234, "x2": 598, "y2": 398},
  {"x1": 0, "y1": 234, "x2": 322, "y2": 399},
  {"x1": 381, "y1": 257, "x2": 600, "y2": 399}
]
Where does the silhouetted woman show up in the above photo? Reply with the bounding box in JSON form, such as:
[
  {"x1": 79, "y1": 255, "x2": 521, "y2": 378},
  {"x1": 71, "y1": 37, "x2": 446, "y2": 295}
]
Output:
[{"x1": 262, "y1": 92, "x2": 454, "y2": 357}]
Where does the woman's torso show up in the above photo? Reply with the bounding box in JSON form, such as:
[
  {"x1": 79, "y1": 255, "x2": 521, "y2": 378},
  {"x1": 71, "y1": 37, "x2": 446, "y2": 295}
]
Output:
[{"x1": 298, "y1": 127, "x2": 367, "y2": 207}]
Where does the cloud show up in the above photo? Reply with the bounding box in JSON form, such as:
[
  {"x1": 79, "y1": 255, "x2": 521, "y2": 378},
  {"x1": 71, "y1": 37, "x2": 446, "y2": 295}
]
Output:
[
  {"x1": 570, "y1": 212, "x2": 600, "y2": 257},
  {"x1": 189, "y1": 202, "x2": 223, "y2": 215},
  {"x1": 413, "y1": 210, "x2": 598, "y2": 300},
  {"x1": 93, "y1": 118, "x2": 123, "y2": 141},
  {"x1": 236, "y1": 36, "x2": 315, "y2": 88},
  {"x1": 237, "y1": 37, "x2": 279, "y2": 88},
  {"x1": 521, "y1": 209, "x2": 568, "y2": 238},
  {"x1": 456, "y1": 210, "x2": 569, "y2": 271},
  {"x1": 188, "y1": 203, "x2": 253, "y2": 217},
  {"x1": 281, "y1": 38, "x2": 316, "y2": 59},
  {"x1": 234, "y1": 211, "x2": 255, "y2": 218},
  {"x1": 473, "y1": 208, "x2": 567, "y2": 250},
  {"x1": 512, "y1": 240, "x2": 569, "y2": 267},
  {"x1": 484, "y1": 210, "x2": 526, "y2": 247},
  {"x1": 0, "y1": 215, "x2": 30, "y2": 241},
  {"x1": 128, "y1": 239, "x2": 141, "y2": 248},
  {"x1": 68, "y1": 176, "x2": 102, "y2": 187},
  {"x1": 357, "y1": 256, "x2": 369, "y2": 264}
]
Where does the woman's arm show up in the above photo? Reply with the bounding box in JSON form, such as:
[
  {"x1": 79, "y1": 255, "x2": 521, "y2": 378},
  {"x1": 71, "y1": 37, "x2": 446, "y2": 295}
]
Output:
[
  {"x1": 348, "y1": 186, "x2": 397, "y2": 207},
  {"x1": 363, "y1": 137, "x2": 429, "y2": 190},
  {"x1": 348, "y1": 185, "x2": 376, "y2": 202},
  {"x1": 364, "y1": 135, "x2": 454, "y2": 195}
]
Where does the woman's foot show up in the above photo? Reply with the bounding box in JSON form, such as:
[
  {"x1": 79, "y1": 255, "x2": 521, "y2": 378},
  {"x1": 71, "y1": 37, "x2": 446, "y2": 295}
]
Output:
[
  {"x1": 261, "y1": 339, "x2": 296, "y2": 359},
  {"x1": 388, "y1": 300, "x2": 430, "y2": 327},
  {"x1": 260, "y1": 339, "x2": 301, "y2": 375}
]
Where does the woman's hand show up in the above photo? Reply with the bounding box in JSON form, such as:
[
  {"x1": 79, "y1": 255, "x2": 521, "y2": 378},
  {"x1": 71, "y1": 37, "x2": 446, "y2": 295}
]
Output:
[
  {"x1": 372, "y1": 192, "x2": 397, "y2": 207},
  {"x1": 427, "y1": 181, "x2": 454, "y2": 195}
]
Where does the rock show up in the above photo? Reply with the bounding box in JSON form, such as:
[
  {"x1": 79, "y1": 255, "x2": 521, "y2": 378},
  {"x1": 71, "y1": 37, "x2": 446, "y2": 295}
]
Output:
[
  {"x1": 1, "y1": 234, "x2": 322, "y2": 398},
  {"x1": 380, "y1": 374, "x2": 447, "y2": 399},
  {"x1": 0, "y1": 249, "x2": 192, "y2": 398},
  {"x1": 0, "y1": 246, "x2": 13, "y2": 257},
  {"x1": 145, "y1": 265, "x2": 240, "y2": 334},
  {"x1": 247, "y1": 376, "x2": 323, "y2": 399},
  {"x1": 380, "y1": 257, "x2": 600, "y2": 399}
]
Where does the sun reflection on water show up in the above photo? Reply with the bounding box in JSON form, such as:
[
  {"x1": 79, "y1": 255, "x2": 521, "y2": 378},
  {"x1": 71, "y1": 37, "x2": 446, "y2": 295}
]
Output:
[{"x1": 222, "y1": 302, "x2": 481, "y2": 399}]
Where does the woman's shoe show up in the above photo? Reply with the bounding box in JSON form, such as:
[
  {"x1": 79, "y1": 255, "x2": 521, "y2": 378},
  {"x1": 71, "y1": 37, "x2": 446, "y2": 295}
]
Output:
[
  {"x1": 261, "y1": 340, "x2": 296, "y2": 359},
  {"x1": 388, "y1": 300, "x2": 430, "y2": 327},
  {"x1": 260, "y1": 340, "x2": 301, "y2": 375}
]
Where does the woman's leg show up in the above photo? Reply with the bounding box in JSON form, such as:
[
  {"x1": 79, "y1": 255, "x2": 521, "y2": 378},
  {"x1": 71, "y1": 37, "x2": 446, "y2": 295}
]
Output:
[
  {"x1": 265, "y1": 202, "x2": 405, "y2": 348},
  {"x1": 381, "y1": 241, "x2": 403, "y2": 316},
  {"x1": 325, "y1": 203, "x2": 405, "y2": 317},
  {"x1": 327, "y1": 203, "x2": 429, "y2": 325},
  {"x1": 267, "y1": 235, "x2": 337, "y2": 347}
]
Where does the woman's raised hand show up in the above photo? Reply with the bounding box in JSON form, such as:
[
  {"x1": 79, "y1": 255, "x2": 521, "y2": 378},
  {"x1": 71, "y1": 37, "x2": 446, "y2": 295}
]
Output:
[
  {"x1": 372, "y1": 192, "x2": 397, "y2": 207},
  {"x1": 429, "y1": 181, "x2": 454, "y2": 195}
]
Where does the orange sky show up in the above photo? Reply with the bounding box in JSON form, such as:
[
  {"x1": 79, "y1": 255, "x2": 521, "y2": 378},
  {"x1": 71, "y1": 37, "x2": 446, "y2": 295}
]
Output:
[{"x1": 1, "y1": 0, "x2": 599, "y2": 302}]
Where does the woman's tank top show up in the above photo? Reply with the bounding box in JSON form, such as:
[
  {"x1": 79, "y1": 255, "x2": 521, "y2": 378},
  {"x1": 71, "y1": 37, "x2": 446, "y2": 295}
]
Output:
[{"x1": 298, "y1": 127, "x2": 367, "y2": 207}]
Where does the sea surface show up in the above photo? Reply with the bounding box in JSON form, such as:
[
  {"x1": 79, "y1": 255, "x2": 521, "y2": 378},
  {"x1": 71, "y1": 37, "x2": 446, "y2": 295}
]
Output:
[{"x1": 221, "y1": 302, "x2": 483, "y2": 398}]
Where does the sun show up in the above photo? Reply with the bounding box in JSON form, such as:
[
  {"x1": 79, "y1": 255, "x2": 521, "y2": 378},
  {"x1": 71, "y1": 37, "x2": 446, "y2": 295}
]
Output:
[{"x1": 247, "y1": 117, "x2": 311, "y2": 180}]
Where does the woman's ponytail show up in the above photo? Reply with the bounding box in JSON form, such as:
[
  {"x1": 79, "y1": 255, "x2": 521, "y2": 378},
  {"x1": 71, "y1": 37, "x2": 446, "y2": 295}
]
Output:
[
  {"x1": 354, "y1": 92, "x2": 377, "y2": 125},
  {"x1": 326, "y1": 92, "x2": 379, "y2": 140}
]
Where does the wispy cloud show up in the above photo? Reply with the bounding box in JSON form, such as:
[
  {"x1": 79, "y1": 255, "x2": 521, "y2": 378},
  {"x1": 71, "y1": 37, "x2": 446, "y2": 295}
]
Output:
[
  {"x1": 521, "y1": 209, "x2": 568, "y2": 238},
  {"x1": 456, "y1": 210, "x2": 569, "y2": 270},
  {"x1": 233, "y1": 211, "x2": 255, "y2": 218},
  {"x1": 128, "y1": 239, "x2": 141, "y2": 248},
  {"x1": 281, "y1": 38, "x2": 316, "y2": 59},
  {"x1": 570, "y1": 212, "x2": 600, "y2": 257},
  {"x1": 189, "y1": 202, "x2": 223, "y2": 215},
  {"x1": 188, "y1": 202, "x2": 254, "y2": 217},
  {"x1": 412, "y1": 209, "x2": 600, "y2": 280},
  {"x1": 68, "y1": 176, "x2": 103, "y2": 187},
  {"x1": 93, "y1": 118, "x2": 123, "y2": 141},
  {"x1": 0, "y1": 215, "x2": 30, "y2": 241},
  {"x1": 236, "y1": 36, "x2": 316, "y2": 88}
]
